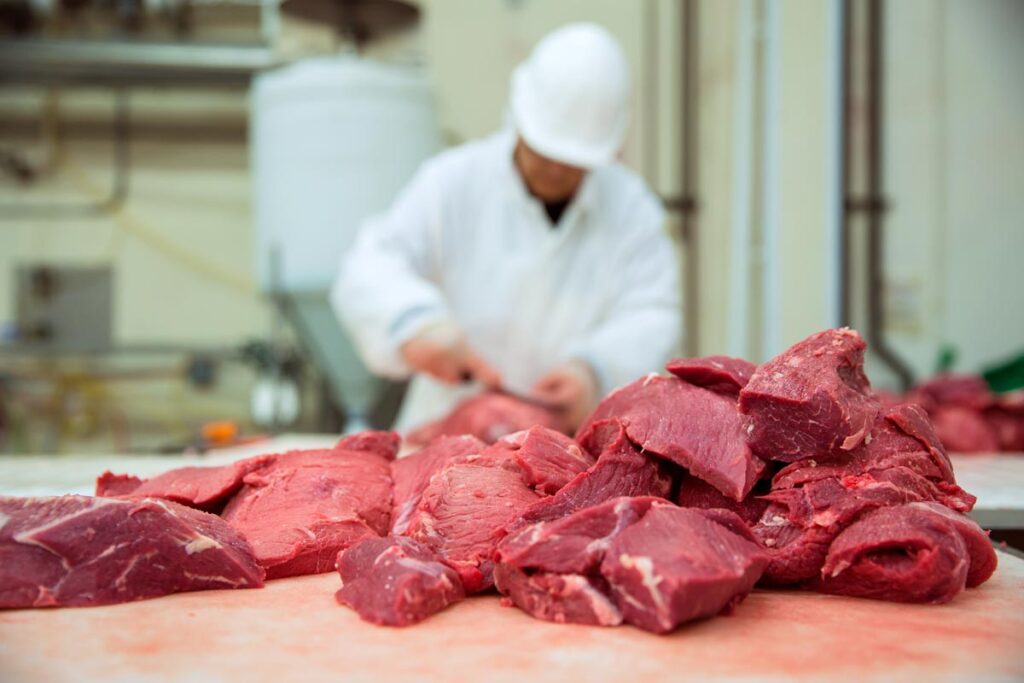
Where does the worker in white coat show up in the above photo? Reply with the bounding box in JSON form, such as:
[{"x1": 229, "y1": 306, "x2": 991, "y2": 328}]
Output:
[{"x1": 332, "y1": 23, "x2": 681, "y2": 432}]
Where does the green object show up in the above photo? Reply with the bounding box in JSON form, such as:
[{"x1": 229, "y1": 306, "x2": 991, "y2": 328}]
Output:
[
  {"x1": 983, "y1": 352, "x2": 1024, "y2": 393},
  {"x1": 935, "y1": 344, "x2": 958, "y2": 374}
]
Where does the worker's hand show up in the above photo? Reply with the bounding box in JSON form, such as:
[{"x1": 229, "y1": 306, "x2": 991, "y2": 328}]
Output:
[
  {"x1": 531, "y1": 360, "x2": 600, "y2": 430},
  {"x1": 401, "y1": 321, "x2": 502, "y2": 387}
]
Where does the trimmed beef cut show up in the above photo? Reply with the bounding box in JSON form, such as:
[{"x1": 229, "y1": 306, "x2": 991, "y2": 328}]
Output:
[
  {"x1": 753, "y1": 460, "x2": 975, "y2": 585},
  {"x1": 676, "y1": 474, "x2": 769, "y2": 525},
  {"x1": 914, "y1": 374, "x2": 993, "y2": 410},
  {"x1": 985, "y1": 393, "x2": 1024, "y2": 452},
  {"x1": 815, "y1": 503, "x2": 979, "y2": 603},
  {"x1": 94, "y1": 472, "x2": 143, "y2": 497},
  {"x1": 510, "y1": 420, "x2": 672, "y2": 531},
  {"x1": 221, "y1": 448, "x2": 392, "y2": 579},
  {"x1": 577, "y1": 375, "x2": 765, "y2": 500},
  {"x1": 406, "y1": 392, "x2": 564, "y2": 447},
  {"x1": 497, "y1": 496, "x2": 665, "y2": 575},
  {"x1": 772, "y1": 405, "x2": 958, "y2": 490},
  {"x1": 493, "y1": 565, "x2": 623, "y2": 626},
  {"x1": 665, "y1": 355, "x2": 757, "y2": 396},
  {"x1": 334, "y1": 431, "x2": 401, "y2": 461},
  {"x1": 95, "y1": 457, "x2": 271, "y2": 513},
  {"x1": 335, "y1": 536, "x2": 464, "y2": 626},
  {"x1": 0, "y1": 495, "x2": 263, "y2": 609},
  {"x1": 403, "y1": 463, "x2": 540, "y2": 593},
  {"x1": 908, "y1": 502, "x2": 997, "y2": 587},
  {"x1": 390, "y1": 435, "x2": 488, "y2": 535},
  {"x1": 739, "y1": 328, "x2": 881, "y2": 462},
  {"x1": 485, "y1": 426, "x2": 594, "y2": 495},
  {"x1": 932, "y1": 406, "x2": 1000, "y2": 454},
  {"x1": 600, "y1": 506, "x2": 768, "y2": 633},
  {"x1": 496, "y1": 498, "x2": 766, "y2": 632}
]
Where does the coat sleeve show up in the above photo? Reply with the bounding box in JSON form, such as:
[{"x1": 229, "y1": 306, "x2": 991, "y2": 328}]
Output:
[
  {"x1": 330, "y1": 159, "x2": 452, "y2": 379},
  {"x1": 567, "y1": 199, "x2": 682, "y2": 396}
]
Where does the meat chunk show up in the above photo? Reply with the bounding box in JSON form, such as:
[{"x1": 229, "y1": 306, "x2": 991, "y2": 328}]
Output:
[
  {"x1": 486, "y1": 426, "x2": 594, "y2": 495},
  {"x1": 511, "y1": 420, "x2": 672, "y2": 531},
  {"x1": 739, "y1": 328, "x2": 881, "y2": 462},
  {"x1": 908, "y1": 502, "x2": 997, "y2": 588},
  {"x1": 94, "y1": 472, "x2": 143, "y2": 497},
  {"x1": 403, "y1": 463, "x2": 540, "y2": 593},
  {"x1": 815, "y1": 504, "x2": 973, "y2": 603},
  {"x1": 0, "y1": 495, "x2": 263, "y2": 609},
  {"x1": 493, "y1": 565, "x2": 623, "y2": 626},
  {"x1": 334, "y1": 431, "x2": 401, "y2": 461},
  {"x1": 221, "y1": 449, "x2": 392, "y2": 579},
  {"x1": 390, "y1": 435, "x2": 488, "y2": 535},
  {"x1": 676, "y1": 474, "x2": 769, "y2": 526},
  {"x1": 497, "y1": 496, "x2": 665, "y2": 575},
  {"x1": 94, "y1": 457, "x2": 271, "y2": 513},
  {"x1": 496, "y1": 498, "x2": 766, "y2": 632},
  {"x1": 600, "y1": 506, "x2": 768, "y2": 633},
  {"x1": 772, "y1": 405, "x2": 957, "y2": 490},
  {"x1": 665, "y1": 355, "x2": 757, "y2": 396},
  {"x1": 406, "y1": 392, "x2": 564, "y2": 447},
  {"x1": 578, "y1": 375, "x2": 765, "y2": 500},
  {"x1": 335, "y1": 536, "x2": 464, "y2": 626},
  {"x1": 932, "y1": 406, "x2": 1000, "y2": 454}
]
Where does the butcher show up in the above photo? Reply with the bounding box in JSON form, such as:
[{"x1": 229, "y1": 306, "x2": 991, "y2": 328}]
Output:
[{"x1": 331, "y1": 23, "x2": 681, "y2": 432}]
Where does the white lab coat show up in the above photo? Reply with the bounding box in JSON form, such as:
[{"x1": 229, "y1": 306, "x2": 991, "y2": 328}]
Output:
[{"x1": 331, "y1": 131, "x2": 681, "y2": 431}]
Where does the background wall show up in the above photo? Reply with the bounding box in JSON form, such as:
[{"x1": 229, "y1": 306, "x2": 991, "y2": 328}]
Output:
[{"x1": 1, "y1": 0, "x2": 1022, "y2": 452}]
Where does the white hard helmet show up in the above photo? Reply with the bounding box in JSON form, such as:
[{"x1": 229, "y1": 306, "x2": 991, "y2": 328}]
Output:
[{"x1": 510, "y1": 23, "x2": 631, "y2": 169}]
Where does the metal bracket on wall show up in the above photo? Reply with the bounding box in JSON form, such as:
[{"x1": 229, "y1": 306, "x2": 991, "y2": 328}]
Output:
[{"x1": 0, "y1": 89, "x2": 130, "y2": 220}]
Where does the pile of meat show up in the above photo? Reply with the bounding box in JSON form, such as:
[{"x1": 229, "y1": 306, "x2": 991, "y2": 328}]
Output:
[
  {"x1": 0, "y1": 328, "x2": 998, "y2": 637},
  {"x1": 405, "y1": 392, "x2": 565, "y2": 447},
  {"x1": 879, "y1": 374, "x2": 1024, "y2": 454}
]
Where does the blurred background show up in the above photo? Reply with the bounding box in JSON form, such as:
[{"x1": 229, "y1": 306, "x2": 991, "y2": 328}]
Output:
[{"x1": 0, "y1": 0, "x2": 1022, "y2": 455}]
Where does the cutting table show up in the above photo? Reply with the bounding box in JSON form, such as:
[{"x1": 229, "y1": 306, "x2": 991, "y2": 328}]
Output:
[{"x1": 1, "y1": 437, "x2": 1023, "y2": 682}]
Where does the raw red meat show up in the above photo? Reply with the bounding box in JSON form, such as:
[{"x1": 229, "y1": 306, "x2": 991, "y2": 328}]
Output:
[
  {"x1": 334, "y1": 430, "x2": 401, "y2": 461},
  {"x1": 221, "y1": 448, "x2": 392, "y2": 579},
  {"x1": 390, "y1": 435, "x2": 488, "y2": 535},
  {"x1": 772, "y1": 405, "x2": 956, "y2": 490},
  {"x1": 509, "y1": 420, "x2": 672, "y2": 531},
  {"x1": 497, "y1": 496, "x2": 665, "y2": 575},
  {"x1": 740, "y1": 328, "x2": 881, "y2": 462},
  {"x1": 815, "y1": 503, "x2": 979, "y2": 603},
  {"x1": 932, "y1": 406, "x2": 1000, "y2": 454},
  {"x1": 493, "y1": 565, "x2": 623, "y2": 626},
  {"x1": 908, "y1": 502, "x2": 997, "y2": 587},
  {"x1": 95, "y1": 457, "x2": 271, "y2": 513},
  {"x1": 94, "y1": 472, "x2": 143, "y2": 497},
  {"x1": 985, "y1": 393, "x2": 1024, "y2": 451},
  {"x1": 915, "y1": 374, "x2": 993, "y2": 410},
  {"x1": 676, "y1": 474, "x2": 769, "y2": 525},
  {"x1": 496, "y1": 497, "x2": 766, "y2": 632},
  {"x1": 753, "y1": 461, "x2": 975, "y2": 586},
  {"x1": 335, "y1": 536, "x2": 464, "y2": 626},
  {"x1": 577, "y1": 375, "x2": 765, "y2": 500},
  {"x1": 600, "y1": 506, "x2": 768, "y2": 633},
  {"x1": 0, "y1": 495, "x2": 263, "y2": 609},
  {"x1": 485, "y1": 426, "x2": 594, "y2": 495},
  {"x1": 406, "y1": 392, "x2": 564, "y2": 447},
  {"x1": 403, "y1": 463, "x2": 541, "y2": 593},
  {"x1": 665, "y1": 355, "x2": 757, "y2": 396}
]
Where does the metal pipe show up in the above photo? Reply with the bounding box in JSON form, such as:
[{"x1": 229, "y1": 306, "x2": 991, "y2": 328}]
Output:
[
  {"x1": 863, "y1": 0, "x2": 915, "y2": 389},
  {"x1": 0, "y1": 89, "x2": 130, "y2": 219},
  {"x1": 681, "y1": 0, "x2": 699, "y2": 357},
  {"x1": 839, "y1": 0, "x2": 853, "y2": 327},
  {"x1": 0, "y1": 39, "x2": 280, "y2": 88}
]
